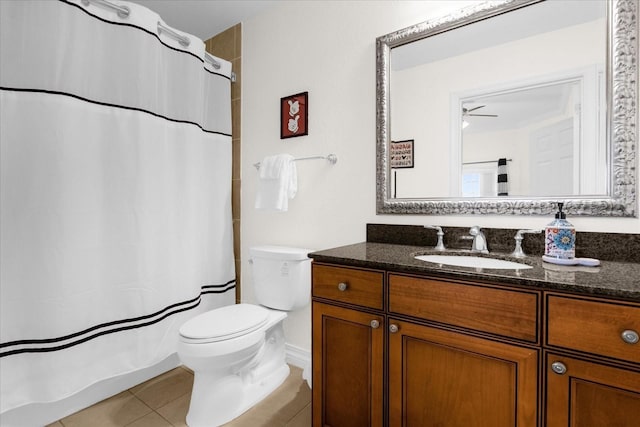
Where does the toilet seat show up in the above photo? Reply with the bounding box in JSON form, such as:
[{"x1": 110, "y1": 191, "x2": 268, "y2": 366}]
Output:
[{"x1": 179, "y1": 304, "x2": 269, "y2": 344}]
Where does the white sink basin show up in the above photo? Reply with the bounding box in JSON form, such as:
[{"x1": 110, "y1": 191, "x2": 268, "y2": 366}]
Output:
[{"x1": 415, "y1": 254, "x2": 532, "y2": 270}]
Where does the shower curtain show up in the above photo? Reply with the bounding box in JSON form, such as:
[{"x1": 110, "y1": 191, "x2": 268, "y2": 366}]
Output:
[{"x1": 0, "y1": 0, "x2": 235, "y2": 413}]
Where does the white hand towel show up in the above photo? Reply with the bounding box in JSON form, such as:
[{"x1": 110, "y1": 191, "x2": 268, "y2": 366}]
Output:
[{"x1": 255, "y1": 154, "x2": 297, "y2": 211}]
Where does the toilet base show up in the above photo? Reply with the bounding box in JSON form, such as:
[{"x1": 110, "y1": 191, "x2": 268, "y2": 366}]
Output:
[
  {"x1": 182, "y1": 309, "x2": 290, "y2": 427},
  {"x1": 242, "y1": 363, "x2": 290, "y2": 411},
  {"x1": 186, "y1": 363, "x2": 289, "y2": 427}
]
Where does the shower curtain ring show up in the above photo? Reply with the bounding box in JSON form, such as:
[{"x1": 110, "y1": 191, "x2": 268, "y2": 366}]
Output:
[{"x1": 80, "y1": 0, "x2": 130, "y2": 19}]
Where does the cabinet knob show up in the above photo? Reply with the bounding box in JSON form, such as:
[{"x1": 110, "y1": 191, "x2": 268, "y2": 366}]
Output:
[
  {"x1": 551, "y1": 361, "x2": 567, "y2": 375},
  {"x1": 370, "y1": 320, "x2": 380, "y2": 329},
  {"x1": 621, "y1": 329, "x2": 639, "y2": 344},
  {"x1": 337, "y1": 282, "x2": 348, "y2": 291},
  {"x1": 389, "y1": 324, "x2": 399, "y2": 333}
]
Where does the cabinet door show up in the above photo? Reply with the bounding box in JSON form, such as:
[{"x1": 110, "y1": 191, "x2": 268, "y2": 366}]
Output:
[
  {"x1": 545, "y1": 353, "x2": 640, "y2": 427},
  {"x1": 388, "y1": 319, "x2": 538, "y2": 427},
  {"x1": 312, "y1": 301, "x2": 384, "y2": 427}
]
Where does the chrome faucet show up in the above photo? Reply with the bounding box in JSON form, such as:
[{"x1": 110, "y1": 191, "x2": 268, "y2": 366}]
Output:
[
  {"x1": 424, "y1": 225, "x2": 446, "y2": 251},
  {"x1": 467, "y1": 226, "x2": 488, "y2": 254},
  {"x1": 511, "y1": 229, "x2": 542, "y2": 258}
]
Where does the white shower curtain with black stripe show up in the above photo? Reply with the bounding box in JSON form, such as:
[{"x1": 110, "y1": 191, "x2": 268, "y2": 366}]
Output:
[{"x1": 0, "y1": 0, "x2": 235, "y2": 413}]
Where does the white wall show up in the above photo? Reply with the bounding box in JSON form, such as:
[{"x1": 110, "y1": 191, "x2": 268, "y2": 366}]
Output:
[{"x1": 241, "y1": 1, "x2": 640, "y2": 353}]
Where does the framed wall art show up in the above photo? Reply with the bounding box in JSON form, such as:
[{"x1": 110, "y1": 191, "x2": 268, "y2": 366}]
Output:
[
  {"x1": 390, "y1": 139, "x2": 414, "y2": 168},
  {"x1": 281, "y1": 92, "x2": 308, "y2": 139}
]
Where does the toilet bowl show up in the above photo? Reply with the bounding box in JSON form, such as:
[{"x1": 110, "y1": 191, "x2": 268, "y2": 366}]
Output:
[{"x1": 177, "y1": 246, "x2": 311, "y2": 427}]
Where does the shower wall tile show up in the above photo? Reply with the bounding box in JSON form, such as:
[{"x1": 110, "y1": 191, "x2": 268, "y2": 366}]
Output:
[
  {"x1": 233, "y1": 138, "x2": 241, "y2": 180},
  {"x1": 233, "y1": 219, "x2": 241, "y2": 257},
  {"x1": 235, "y1": 259, "x2": 242, "y2": 304},
  {"x1": 232, "y1": 58, "x2": 241, "y2": 100},
  {"x1": 207, "y1": 23, "x2": 241, "y2": 303},
  {"x1": 205, "y1": 26, "x2": 235, "y2": 61},
  {"x1": 234, "y1": 24, "x2": 242, "y2": 59},
  {"x1": 232, "y1": 98, "x2": 241, "y2": 139},
  {"x1": 232, "y1": 181, "x2": 241, "y2": 220}
]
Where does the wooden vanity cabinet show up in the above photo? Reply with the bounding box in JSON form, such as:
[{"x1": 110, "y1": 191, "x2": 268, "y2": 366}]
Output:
[
  {"x1": 544, "y1": 353, "x2": 640, "y2": 427},
  {"x1": 388, "y1": 318, "x2": 539, "y2": 427},
  {"x1": 312, "y1": 262, "x2": 640, "y2": 427},
  {"x1": 388, "y1": 274, "x2": 540, "y2": 343},
  {"x1": 312, "y1": 264, "x2": 385, "y2": 427},
  {"x1": 387, "y1": 273, "x2": 540, "y2": 427},
  {"x1": 544, "y1": 293, "x2": 640, "y2": 427},
  {"x1": 312, "y1": 263, "x2": 540, "y2": 427}
]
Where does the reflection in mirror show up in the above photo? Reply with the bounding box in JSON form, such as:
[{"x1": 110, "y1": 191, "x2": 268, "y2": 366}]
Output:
[
  {"x1": 377, "y1": 0, "x2": 636, "y2": 216},
  {"x1": 456, "y1": 75, "x2": 605, "y2": 198}
]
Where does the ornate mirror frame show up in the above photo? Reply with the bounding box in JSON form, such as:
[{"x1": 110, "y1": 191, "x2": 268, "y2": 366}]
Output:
[{"x1": 376, "y1": 0, "x2": 637, "y2": 216}]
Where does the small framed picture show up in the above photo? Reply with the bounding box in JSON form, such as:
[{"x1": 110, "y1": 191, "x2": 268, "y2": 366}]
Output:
[
  {"x1": 390, "y1": 139, "x2": 414, "y2": 168},
  {"x1": 280, "y1": 92, "x2": 308, "y2": 139}
]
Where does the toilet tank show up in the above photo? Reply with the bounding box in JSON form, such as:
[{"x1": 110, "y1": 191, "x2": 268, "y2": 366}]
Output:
[{"x1": 249, "y1": 245, "x2": 312, "y2": 311}]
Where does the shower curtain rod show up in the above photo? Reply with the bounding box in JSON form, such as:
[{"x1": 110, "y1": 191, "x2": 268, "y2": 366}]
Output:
[
  {"x1": 80, "y1": 0, "x2": 237, "y2": 81},
  {"x1": 463, "y1": 158, "x2": 513, "y2": 166},
  {"x1": 253, "y1": 154, "x2": 338, "y2": 170}
]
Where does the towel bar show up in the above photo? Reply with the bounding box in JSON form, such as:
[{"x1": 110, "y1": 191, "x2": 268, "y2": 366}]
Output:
[{"x1": 253, "y1": 154, "x2": 337, "y2": 170}]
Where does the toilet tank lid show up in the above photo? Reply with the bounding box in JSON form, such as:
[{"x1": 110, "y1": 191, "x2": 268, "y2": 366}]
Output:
[{"x1": 249, "y1": 245, "x2": 313, "y2": 260}]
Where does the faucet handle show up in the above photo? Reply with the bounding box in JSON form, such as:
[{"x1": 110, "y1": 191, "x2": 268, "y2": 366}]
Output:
[
  {"x1": 511, "y1": 229, "x2": 542, "y2": 257},
  {"x1": 514, "y1": 229, "x2": 542, "y2": 240},
  {"x1": 469, "y1": 225, "x2": 482, "y2": 236},
  {"x1": 424, "y1": 225, "x2": 446, "y2": 251}
]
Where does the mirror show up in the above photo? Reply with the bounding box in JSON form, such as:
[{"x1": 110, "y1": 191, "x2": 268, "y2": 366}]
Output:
[{"x1": 376, "y1": 0, "x2": 637, "y2": 216}]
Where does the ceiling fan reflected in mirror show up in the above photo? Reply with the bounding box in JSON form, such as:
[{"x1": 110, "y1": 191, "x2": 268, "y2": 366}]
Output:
[{"x1": 462, "y1": 105, "x2": 498, "y2": 118}]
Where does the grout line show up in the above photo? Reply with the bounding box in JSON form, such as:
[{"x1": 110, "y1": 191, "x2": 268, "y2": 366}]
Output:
[
  {"x1": 289, "y1": 402, "x2": 311, "y2": 420},
  {"x1": 122, "y1": 391, "x2": 155, "y2": 427},
  {"x1": 154, "y1": 409, "x2": 176, "y2": 427},
  {"x1": 285, "y1": 403, "x2": 312, "y2": 426}
]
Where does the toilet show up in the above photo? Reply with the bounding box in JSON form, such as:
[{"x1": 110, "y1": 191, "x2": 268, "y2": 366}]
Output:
[{"x1": 177, "y1": 246, "x2": 312, "y2": 427}]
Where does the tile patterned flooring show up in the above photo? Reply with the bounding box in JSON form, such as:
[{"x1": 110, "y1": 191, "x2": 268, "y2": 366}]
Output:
[{"x1": 46, "y1": 366, "x2": 311, "y2": 427}]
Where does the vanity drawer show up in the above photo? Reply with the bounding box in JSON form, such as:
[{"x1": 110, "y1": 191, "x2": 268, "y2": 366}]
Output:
[
  {"x1": 546, "y1": 294, "x2": 640, "y2": 364},
  {"x1": 312, "y1": 264, "x2": 384, "y2": 310},
  {"x1": 388, "y1": 274, "x2": 539, "y2": 343}
]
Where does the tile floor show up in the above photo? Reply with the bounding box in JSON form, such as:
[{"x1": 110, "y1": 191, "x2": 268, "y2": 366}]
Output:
[{"x1": 46, "y1": 365, "x2": 311, "y2": 427}]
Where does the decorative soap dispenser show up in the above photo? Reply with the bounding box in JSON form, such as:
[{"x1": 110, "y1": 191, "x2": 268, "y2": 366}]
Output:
[{"x1": 544, "y1": 202, "x2": 576, "y2": 259}]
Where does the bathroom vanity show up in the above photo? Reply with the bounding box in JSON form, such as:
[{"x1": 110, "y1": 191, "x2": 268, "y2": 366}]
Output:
[
  {"x1": 309, "y1": 227, "x2": 640, "y2": 427},
  {"x1": 333, "y1": 0, "x2": 640, "y2": 422}
]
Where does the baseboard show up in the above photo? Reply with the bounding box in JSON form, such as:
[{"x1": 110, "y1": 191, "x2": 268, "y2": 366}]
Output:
[{"x1": 285, "y1": 343, "x2": 312, "y2": 388}]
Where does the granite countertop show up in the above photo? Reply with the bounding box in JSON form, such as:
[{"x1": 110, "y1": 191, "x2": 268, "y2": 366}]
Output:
[{"x1": 309, "y1": 242, "x2": 640, "y2": 302}]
